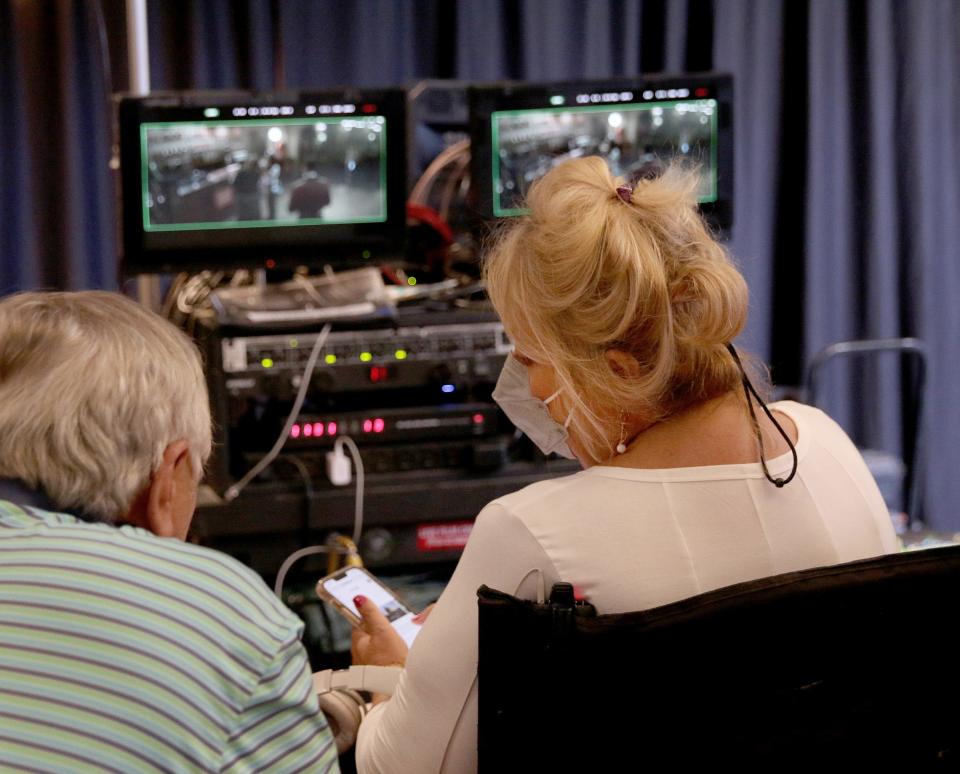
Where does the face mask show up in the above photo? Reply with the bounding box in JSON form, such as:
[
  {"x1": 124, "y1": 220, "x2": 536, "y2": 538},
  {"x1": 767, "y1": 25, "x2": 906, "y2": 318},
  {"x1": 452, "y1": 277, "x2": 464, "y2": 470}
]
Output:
[{"x1": 492, "y1": 355, "x2": 576, "y2": 459}]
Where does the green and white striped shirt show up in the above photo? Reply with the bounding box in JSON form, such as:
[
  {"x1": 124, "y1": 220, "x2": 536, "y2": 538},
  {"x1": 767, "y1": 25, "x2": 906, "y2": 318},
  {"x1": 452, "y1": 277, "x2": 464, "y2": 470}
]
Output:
[{"x1": 0, "y1": 493, "x2": 339, "y2": 773}]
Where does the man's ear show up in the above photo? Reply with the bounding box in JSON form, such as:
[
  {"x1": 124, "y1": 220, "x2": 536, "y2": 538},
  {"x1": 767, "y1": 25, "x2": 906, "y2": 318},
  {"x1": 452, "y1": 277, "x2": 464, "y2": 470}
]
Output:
[
  {"x1": 605, "y1": 349, "x2": 643, "y2": 381},
  {"x1": 145, "y1": 439, "x2": 191, "y2": 538}
]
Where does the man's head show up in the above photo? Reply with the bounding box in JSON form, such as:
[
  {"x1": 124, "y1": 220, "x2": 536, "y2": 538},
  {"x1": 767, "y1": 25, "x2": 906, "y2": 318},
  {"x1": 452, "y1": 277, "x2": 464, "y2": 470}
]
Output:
[{"x1": 0, "y1": 291, "x2": 212, "y2": 537}]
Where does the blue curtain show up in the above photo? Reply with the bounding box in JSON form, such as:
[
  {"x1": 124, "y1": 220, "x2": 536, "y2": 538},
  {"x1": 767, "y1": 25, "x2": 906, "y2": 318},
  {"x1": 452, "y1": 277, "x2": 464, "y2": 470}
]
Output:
[
  {"x1": 2, "y1": 0, "x2": 959, "y2": 529},
  {"x1": 147, "y1": 0, "x2": 275, "y2": 90},
  {"x1": 802, "y1": 0, "x2": 960, "y2": 529},
  {"x1": 0, "y1": 0, "x2": 117, "y2": 291}
]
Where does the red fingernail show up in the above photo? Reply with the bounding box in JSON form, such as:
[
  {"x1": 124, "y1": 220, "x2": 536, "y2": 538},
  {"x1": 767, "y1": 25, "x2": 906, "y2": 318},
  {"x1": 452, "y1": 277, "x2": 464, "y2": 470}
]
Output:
[{"x1": 353, "y1": 595, "x2": 366, "y2": 608}]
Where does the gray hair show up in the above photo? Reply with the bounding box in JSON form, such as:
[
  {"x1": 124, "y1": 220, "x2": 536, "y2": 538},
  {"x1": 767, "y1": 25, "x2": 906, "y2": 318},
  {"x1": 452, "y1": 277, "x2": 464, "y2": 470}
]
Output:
[{"x1": 0, "y1": 291, "x2": 212, "y2": 522}]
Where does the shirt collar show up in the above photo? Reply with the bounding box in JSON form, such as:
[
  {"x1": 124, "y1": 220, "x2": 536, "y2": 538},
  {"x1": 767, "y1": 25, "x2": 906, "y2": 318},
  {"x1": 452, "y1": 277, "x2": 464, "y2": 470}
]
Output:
[
  {"x1": 0, "y1": 478, "x2": 84, "y2": 520},
  {"x1": 0, "y1": 478, "x2": 58, "y2": 509},
  {"x1": 0, "y1": 479, "x2": 159, "y2": 536}
]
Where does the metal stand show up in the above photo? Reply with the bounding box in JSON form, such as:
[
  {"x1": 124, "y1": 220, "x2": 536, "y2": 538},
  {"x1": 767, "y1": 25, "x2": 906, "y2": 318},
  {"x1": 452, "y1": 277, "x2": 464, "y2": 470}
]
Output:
[{"x1": 805, "y1": 337, "x2": 928, "y2": 526}]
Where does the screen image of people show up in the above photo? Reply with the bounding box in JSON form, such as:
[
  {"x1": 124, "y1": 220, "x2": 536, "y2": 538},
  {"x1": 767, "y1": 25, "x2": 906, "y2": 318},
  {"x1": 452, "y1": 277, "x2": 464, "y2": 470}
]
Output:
[
  {"x1": 142, "y1": 117, "x2": 386, "y2": 229},
  {"x1": 493, "y1": 99, "x2": 717, "y2": 215}
]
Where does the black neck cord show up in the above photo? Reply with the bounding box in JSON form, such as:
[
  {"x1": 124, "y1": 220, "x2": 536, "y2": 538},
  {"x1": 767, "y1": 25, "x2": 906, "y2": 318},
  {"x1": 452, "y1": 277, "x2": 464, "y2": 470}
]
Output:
[{"x1": 726, "y1": 344, "x2": 799, "y2": 488}]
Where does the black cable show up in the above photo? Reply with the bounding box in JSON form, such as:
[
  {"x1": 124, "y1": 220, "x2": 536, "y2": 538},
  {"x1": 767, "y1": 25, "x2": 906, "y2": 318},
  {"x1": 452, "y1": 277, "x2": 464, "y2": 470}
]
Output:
[
  {"x1": 316, "y1": 598, "x2": 337, "y2": 655},
  {"x1": 283, "y1": 454, "x2": 315, "y2": 545},
  {"x1": 726, "y1": 344, "x2": 799, "y2": 488}
]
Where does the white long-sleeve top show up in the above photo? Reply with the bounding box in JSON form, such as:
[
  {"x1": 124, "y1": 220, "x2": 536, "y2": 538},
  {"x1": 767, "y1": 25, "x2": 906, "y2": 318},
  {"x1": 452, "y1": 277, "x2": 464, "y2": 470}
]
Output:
[{"x1": 355, "y1": 401, "x2": 899, "y2": 773}]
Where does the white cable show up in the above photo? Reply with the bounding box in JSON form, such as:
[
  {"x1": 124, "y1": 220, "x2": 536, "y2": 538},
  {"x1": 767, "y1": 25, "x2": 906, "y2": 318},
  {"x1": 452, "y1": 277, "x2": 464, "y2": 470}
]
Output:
[
  {"x1": 293, "y1": 273, "x2": 328, "y2": 305},
  {"x1": 333, "y1": 436, "x2": 365, "y2": 546},
  {"x1": 224, "y1": 323, "x2": 332, "y2": 502},
  {"x1": 410, "y1": 139, "x2": 470, "y2": 204},
  {"x1": 274, "y1": 544, "x2": 351, "y2": 598},
  {"x1": 273, "y1": 438, "x2": 363, "y2": 600}
]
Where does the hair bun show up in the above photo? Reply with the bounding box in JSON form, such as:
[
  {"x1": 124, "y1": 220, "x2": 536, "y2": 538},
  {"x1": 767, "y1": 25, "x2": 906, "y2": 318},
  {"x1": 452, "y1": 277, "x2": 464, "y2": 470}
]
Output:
[{"x1": 670, "y1": 258, "x2": 749, "y2": 348}]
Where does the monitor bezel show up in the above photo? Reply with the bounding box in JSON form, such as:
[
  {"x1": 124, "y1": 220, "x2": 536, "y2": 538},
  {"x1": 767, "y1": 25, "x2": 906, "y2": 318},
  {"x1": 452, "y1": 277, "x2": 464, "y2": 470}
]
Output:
[
  {"x1": 118, "y1": 89, "x2": 408, "y2": 275},
  {"x1": 468, "y1": 73, "x2": 733, "y2": 231}
]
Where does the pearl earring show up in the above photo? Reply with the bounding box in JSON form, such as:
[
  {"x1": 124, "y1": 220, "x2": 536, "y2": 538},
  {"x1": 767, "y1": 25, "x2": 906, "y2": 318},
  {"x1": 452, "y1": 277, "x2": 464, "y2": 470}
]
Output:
[{"x1": 616, "y1": 413, "x2": 627, "y2": 455}]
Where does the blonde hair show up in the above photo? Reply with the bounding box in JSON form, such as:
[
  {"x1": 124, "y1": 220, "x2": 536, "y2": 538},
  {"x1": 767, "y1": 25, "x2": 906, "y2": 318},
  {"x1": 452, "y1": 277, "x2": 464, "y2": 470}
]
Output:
[
  {"x1": 0, "y1": 291, "x2": 212, "y2": 522},
  {"x1": 484, "y1": 156, "x2": 750, "y2": 462}
]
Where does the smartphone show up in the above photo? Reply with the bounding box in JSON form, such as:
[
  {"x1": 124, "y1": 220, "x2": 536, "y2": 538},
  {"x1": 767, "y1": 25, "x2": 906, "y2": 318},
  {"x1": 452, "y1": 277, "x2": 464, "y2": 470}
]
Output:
[{"x1": 316, "y1": 566, "x2": 420, "y2": 647}]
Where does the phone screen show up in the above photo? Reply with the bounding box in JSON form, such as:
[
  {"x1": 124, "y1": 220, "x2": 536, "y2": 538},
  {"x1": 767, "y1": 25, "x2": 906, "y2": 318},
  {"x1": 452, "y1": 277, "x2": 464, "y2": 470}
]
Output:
[{"x1": 319, "y1": 567, "x2": 420, "y2": 647}]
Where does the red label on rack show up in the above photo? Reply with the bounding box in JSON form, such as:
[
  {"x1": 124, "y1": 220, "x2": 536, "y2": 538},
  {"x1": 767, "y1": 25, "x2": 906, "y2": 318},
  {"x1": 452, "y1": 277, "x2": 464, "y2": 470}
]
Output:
[{"x1": 416, "y1": 521, "x2": 474, "y2": 552}]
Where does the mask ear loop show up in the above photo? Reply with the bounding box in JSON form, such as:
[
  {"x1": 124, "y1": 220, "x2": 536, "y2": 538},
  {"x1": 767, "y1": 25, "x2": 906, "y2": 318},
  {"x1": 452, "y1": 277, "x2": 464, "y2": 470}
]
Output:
[
  {"x1": 726, "y1": 344, "x2": 798, "y2": 488},
  {"x1": 544, "y1": 389, "x2": 574, "y2": 429}
]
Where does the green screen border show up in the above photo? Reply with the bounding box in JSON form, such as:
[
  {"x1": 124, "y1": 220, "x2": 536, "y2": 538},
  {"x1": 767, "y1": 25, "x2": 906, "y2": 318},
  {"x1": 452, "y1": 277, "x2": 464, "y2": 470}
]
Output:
[
  {"x1": 140, "y1": 117, "x2": 389, "y2": 232},
  {"x1": 490, "y1": 99, "x2": 719, "y2": 218}
]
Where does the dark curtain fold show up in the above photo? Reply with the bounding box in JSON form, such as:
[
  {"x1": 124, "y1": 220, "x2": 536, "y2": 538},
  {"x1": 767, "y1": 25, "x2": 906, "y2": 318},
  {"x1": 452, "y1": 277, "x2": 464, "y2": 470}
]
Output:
[
  {"x1": 278, "y1": 0, "x2": 452, "y2": 88},
  {"x1": 0, "y1": 0, "x2": 116, "y2": 292},
  {"x1": 711, "y1": 0, "x2": 782, "y2": 365},
  {"x1": 0, "y1": 1, "x2": 36, "y2": 292},
  {"x1": 146, "y1": 0, "x2": 275, "y2": 90},
  {"x1": 454, "y1": 0, "x2": 711, "y2": 81},
  {"x1": 2, "y1": 0, "x2": 959, "y2": 528}
]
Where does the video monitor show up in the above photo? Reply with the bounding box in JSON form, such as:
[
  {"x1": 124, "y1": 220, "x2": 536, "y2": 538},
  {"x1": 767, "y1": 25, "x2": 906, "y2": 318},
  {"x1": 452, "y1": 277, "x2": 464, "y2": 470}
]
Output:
[
  {"x1": 469, "y1": 74, "x2": 733, "y2": 229},
  {"x1": 118, "y1": 89, "x2": 407, "y2": 273}
]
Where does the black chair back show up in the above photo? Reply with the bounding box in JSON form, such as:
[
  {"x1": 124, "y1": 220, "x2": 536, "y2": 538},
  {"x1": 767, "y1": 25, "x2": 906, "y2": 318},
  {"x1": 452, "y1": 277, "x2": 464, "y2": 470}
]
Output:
[{"x1": 478, "y1": 546, "x2": 960, "y2": 772}]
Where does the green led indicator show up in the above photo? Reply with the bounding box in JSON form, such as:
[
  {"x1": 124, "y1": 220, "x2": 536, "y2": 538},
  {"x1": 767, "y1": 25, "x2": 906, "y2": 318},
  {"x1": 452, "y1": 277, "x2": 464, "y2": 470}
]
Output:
[
  {"x1": 325, "y1": 354, "x2": 337, "y2": 365},
  {"x1": 359, "y1": 352, "x2": 373, "y2": 362},
  {"x1": 362, "y1": 250, "x2": 372, "y2": 259},
  {"x1": 203, "y1": 108, "x2": 220, "y2": 118},
  {"x1": 289, "y1": 338, "x2": 299, "y2": 348},
  {"x1": 261, "y1": 358, "x2": 274, "y2": 368},
  {"x1": 407, "y1": 277, "x2": 417, "y2": 286},
  {"x1": 549, "y1": 95, "x2": 565, "y2": 106},
  {"x1": 395, "y1": 349, "x2": 407, "y2": 360}
]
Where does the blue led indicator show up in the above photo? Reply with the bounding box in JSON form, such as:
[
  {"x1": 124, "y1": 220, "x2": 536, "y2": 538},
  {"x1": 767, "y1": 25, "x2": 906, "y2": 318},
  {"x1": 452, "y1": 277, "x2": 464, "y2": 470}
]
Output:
[{"x1": 441, "y1": 384, "x2": 456, "y2": 394}]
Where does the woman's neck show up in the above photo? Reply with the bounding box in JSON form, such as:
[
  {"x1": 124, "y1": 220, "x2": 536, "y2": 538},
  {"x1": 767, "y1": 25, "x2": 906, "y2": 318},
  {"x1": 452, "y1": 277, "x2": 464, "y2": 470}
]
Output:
[{"x1": 599, "y1": 391, "x2": 796, "y2": 470}]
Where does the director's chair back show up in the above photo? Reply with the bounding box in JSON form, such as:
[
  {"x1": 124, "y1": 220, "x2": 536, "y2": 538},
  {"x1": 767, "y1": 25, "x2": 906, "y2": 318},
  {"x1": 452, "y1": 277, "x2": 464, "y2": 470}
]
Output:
[{"x1": 478, "y1": 546, "x2": 960, "y2": 772}]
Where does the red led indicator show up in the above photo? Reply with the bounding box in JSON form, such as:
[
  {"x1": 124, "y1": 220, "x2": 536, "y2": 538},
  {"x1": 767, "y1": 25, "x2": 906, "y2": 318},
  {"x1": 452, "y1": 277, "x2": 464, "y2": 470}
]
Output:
[
  {"x1": 694, "y1": 87, "x2": 709, "y2": 97},
  {"x1": 327, "y1": 422, "x2": 338, "y2": 435},
  {"x1": 473, "y1": 413, "x2": 485, "y2": 425},
  {"x1": 369, "y1": 366, "x2": 389, "y2": 383},
  {"x1": 373, "y1": 417, "x2": 385, "y2": 433},
  {"x1": 313, "y1": 422, "x2": 325, "y2": 437},
  {"x1": 265, "y1": 258, "x2": 277, "y2": 268},
  {"x1": 291, "y1": 424, "x2": 301, "y2": 439},
  {"x1": 361, "y1": 103, "x2": 378, "y2": 114},
  {"x1": 303, "y1": 423, "x2": 313, "y2": 437},
  {"x1": 363, "y1": 419, "x2": 373, "y2": 433}
]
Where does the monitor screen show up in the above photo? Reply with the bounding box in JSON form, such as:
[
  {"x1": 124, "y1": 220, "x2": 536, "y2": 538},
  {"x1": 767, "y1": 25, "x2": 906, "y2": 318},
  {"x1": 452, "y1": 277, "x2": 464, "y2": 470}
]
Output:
[
  {"x1": 142, "y1": 117, "x2": 387, "y2": 229},
  {"x1": 469, "y1": 74, "x2": 733, "y2": 229},
  {"x1": 118, "y1": 90, "x2": 407, "y2": 273}
]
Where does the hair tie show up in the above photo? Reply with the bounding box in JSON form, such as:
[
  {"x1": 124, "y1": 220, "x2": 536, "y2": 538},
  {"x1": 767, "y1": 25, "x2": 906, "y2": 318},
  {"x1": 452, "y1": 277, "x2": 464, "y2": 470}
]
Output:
[{"x1": 616, "y1": 184, "x2": 634, "y2": 204}]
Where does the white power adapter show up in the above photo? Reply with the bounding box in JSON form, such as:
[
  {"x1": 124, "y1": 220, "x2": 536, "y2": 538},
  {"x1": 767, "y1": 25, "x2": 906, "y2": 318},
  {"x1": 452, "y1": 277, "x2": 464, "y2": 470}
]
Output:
[{"x1": 326, "y1": 443, "x2": 353, "y2": 486}]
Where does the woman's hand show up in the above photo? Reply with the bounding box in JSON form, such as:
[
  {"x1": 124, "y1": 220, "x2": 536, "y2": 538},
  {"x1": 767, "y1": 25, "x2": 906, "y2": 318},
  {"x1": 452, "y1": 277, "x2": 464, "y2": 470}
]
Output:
[{"x1": 351, "y1": 595, "x2": 409, "y2": 668}]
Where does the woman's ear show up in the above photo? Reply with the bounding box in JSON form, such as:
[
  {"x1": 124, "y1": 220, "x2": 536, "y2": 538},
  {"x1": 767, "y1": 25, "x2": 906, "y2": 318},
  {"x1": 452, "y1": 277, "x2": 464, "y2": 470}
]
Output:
[{"x1": 605, "y1": 349, "x2": 642, "y2": 381}]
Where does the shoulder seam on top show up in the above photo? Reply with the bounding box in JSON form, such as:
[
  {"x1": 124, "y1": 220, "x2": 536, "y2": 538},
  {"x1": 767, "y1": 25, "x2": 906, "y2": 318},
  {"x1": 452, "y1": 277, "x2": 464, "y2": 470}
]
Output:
[
  {"x1": 814, "y1": 437, "x2": 890, "y2": 552},
  {"x1": 479, "y1": 500, "x2": 561, "y2": 585}
]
